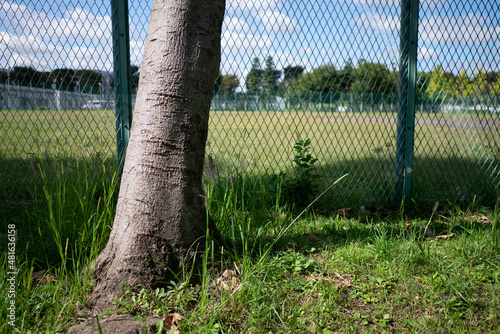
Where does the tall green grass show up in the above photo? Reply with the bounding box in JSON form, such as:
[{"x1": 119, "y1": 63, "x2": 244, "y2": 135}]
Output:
[
  {"x1": 1, "y1": 157, "x2": 500, "y2": 333},
  {"x1": 0, "y1": 155, "x2": 118, "y2": 333}
]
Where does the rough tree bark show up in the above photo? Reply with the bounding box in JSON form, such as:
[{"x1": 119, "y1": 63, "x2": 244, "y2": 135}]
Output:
[{"x1": 91, "y1": 0, "x2": 225, "y2": 307}]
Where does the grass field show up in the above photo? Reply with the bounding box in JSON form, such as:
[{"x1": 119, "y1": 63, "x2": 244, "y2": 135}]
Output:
[
  {"x1": 1, "y1": 108, "x2": 498, "y2": 206},
  {"x1": 0, "y1": 108, "x2": 499, "y2": 332}
]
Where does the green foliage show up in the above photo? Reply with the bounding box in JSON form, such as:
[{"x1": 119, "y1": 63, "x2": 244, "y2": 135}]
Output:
[
  {"x1": 425, "y1": 65, "x2": 453, "y2": 101},
  {"x1": 245, "y1": 57, "x2": 263, "y2": 94},
  {"x1": 276, "y1": 251, "x2": 316, "y2": 273},
  {"x1": 340, "y1": 58, "x2": 355, "y2": 92},
  {"x1": 492, "y1": 76, "x2": 500, "y2": 96},
  {"x1": 6, "y1": 66, "x2": 105, "y2": 92},
  {"x1": 350, "y1": 61, "x2": 397, "y2": 95},
  {"x1": 2, "y1": 161, "x2": 500, "y2": 333},
  {"x1": 282, "y1": 65, "x2": 304, "y2": 82},
  {"x1": 278, "y1": 139, "x2": 321, "y2": 210},
  {"x1": 472, "y1": 68, "x2": 489, "y2": 96},
  {"x1": 113, "y1": 284, "x2": 179, "y2": 315},
  {"x1": 280, "y1": 65, "x2": 305, "y2": 94},
  {"x1": 220, "y1": 74, "x2": 240, "y2": 93},
  {"x1": 453, "y1": 70, "x2": 473, "y2": 99},
  {"x1": 287, "y1": 64, "x2": 340, "y2": 94},
  {"x1": 263, "y1": 56, "x2": 281, "y2": 94},
  {"x1": 76, "y1": 69, "x2": 104, "y2": 92}
]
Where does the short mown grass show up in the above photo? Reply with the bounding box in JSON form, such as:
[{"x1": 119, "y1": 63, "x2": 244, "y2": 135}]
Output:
[{"x1": 2, "y1": 108, "x2": 499, "y2": 206}]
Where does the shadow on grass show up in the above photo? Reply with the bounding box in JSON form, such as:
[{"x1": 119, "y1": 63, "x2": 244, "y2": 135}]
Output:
[
  {"x1": 208, "y1": 153, "x2": 499, "y2": 211},
  {"x1": 207, "y1": 154, "x2": 499, "y2": 262},
  {"x1": 0, "y1": 153, "x2": 119, "y2": 270},
  {"x1": 0, "y1": 152, "x2": 497, "y2": 271},
  {"x1": 218, "y1": 211, "x2": 497, "y2": 267}
]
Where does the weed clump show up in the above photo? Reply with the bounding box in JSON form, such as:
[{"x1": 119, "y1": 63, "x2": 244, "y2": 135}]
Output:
[{"x1": 276, "y1": 139, "x2": 321, "y2": 210}]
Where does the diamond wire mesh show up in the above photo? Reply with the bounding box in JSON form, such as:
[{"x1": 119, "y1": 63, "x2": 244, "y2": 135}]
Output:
[
  {"x1": 414, "y1": 0, "x2": 500, "y2": 205},
  {"x1": 0, "y1": 0, "x2": 499, "y2": 207},
  {"x1": 210, "y1": 0, "x2": 402, "y2": 206},
  {"x1": 0, "y1": 1, "x2": 116, "y2": 200}
]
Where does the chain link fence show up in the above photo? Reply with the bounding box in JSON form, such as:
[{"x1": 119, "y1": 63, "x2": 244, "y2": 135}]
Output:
[{"x1": 1, "y1": 0, "x2": 499, "y2": 208}]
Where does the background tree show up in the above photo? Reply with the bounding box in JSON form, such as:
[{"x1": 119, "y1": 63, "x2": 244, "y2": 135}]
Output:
[
  {"x1": 10, "y1": 66, "x2": 42, "y2": 86},
  {"x1": 50, "y1": 68, "x2": 78, "y2": 90},
  {"x1": 91, "y1": 0, "x2": 225, "y2": 307},
  {"x1": 472, "y1": 68, "x2": 488, "y2": 96},
  {"x1": 76, "y1": 69, "x2": 103, "y2": 93},
  {"x1": 311, "y1": 64, "x2": 340, "y2": 92},
  {"x1": 351, "y1": 61, "x2": 397, "y2": 95},
  {"x1": 246, "y1": 57, "x2": 263, "y2": 94},
  {"x1": 491, "y1": 76, "x2": 500, "y2": 97},
  {"x1": 425, "y1": 65, "x2": 452, "y2": 101},
  {"x1": 486, "y1": 71, "x2": 499, "y2": 86},
  {"x1": 340, "y1": 58, "x2": 355, "y2": 92},
  {"x1": 220, "y1": 74, "x2": 239, "y2": 93},
  {"x1": 280, "y1": 65, "x2": 304, "y2": 93},
  {"x1": 0, "y1": 70, "x2": 7, "y2": 84},
  {"x1": 287, "y1": 64, "x2": 339, "y2": 94},
  {"x1": 453, "y1": 70, "x2": 472, "y2": 100},
  {"x1": 263, "y1": 56, "x2": 281, "y2": 94},
  {"x1": 283, "y1": 65, "x2": 304, "y2": 82},
  {"x1": 416, "y1": 71, "x2": 430, "y2": 95},
  {"x1": 130, "y1": 65, "x2": 141, "y2": 91}
]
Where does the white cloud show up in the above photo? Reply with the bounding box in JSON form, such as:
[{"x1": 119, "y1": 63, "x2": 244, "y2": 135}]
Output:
[
  {"x1": 350, "y1": 0, "x2": 441, "y2": 7},
  {"x1": 351, "y1": 0, "x2": 398, "y2": 5},
  {"x1": 353, "y1": 12, "x2": 499, "y2": 49},
  {"x1": 129, "y1": 40, "x2": 145, "y2": 67},
  {"x1": 224, "y1": 17, "x2": 252, "y2": 34},
  {"x1": 0, "y1": 31, "x2": 58, "y2": 69},
  {"x1": 258, "y1": 10, "x2": 298, "y2": 34},
  {"x1": 418, "y1": 46, "x2": 439, "y2": 61},
  {"x1": 420, "y1": 14, "x2": 499, "y2": 45},
  {"x1": 67, "y1": 45, "x2": 113, "y2": 70},
  {"x1": 226, "y1": 0, "x2": 278, "y2": 14},
  {"x1": 383, "y1": 45, "x2": 439, "y2": 65},
  {"x1": 354, "y1": 13, "x2": 399, "y2": 33},
  {"x1": 222, "y1": 31, "x2": 273, "y2": 50},
  {"x1": 449, "y1": 58, "x2": 500, "y2": 75},
  {"x1": 0, "y1": 2, "x2": 116, "y2": 70},
  {"x1": 0, "y1": 2, "x2": 111, "y2": 43}
]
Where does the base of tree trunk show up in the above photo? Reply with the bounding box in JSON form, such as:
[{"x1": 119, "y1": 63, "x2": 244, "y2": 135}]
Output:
[
  {"x1": 89, "y1": 216, "x2": 221, "y2": 311},
  {"x1": 88, "y1": 0, "x2": 225, "y2": 312}
]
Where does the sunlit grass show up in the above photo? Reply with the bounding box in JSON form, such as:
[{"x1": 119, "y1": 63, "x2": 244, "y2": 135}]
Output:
[{"x1": 2, "y1": 108, "x2": 498, "y2": 205}]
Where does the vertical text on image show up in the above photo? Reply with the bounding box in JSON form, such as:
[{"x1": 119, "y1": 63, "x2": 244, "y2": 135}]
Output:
[{"x1": 7, "y1": 224, "x2": 17, "y2": 328}]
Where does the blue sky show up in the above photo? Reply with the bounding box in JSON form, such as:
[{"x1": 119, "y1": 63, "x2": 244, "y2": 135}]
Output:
[{"x1": 0, "y1": 0, "x2": 498, "y2": 90}]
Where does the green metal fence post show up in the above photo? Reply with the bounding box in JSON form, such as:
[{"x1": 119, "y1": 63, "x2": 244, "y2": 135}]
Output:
[
  {"x1": 395, "y1": 0, "x2": 419, "y2": 206},
  {"x1": 111, "y1": 0, "x2": 132, "y2": 172}
]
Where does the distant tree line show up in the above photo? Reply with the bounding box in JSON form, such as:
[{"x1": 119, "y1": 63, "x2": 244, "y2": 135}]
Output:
[
  {"x1": 214, "y1": 57, "x2": 500, "y2": 105},
  {"x1": 422, "y1": 65, "x2": 500, "y2": 103},
  {"x1": 0, "y1": 65, "x2": 141, "y2": 94}
]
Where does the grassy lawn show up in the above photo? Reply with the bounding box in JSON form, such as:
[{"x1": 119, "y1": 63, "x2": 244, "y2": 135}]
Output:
[
  {"x1": 0, "y1": 108, "x2": 499, "y2": 332},
  {"x1": 1, "y1": 108, "x2": 498, "y2": 206}
]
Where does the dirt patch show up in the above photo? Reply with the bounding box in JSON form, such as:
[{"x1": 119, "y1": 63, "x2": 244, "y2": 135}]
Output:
[
  {"x1": 316, "y1": 114, "x2": 499, "y2": 132},
  {"x1": 68, "y1": 313, "x2": 162, "y2": 334}
]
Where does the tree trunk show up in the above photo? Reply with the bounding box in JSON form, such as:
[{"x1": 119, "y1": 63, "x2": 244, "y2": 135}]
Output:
[{"x1": 91, "y1": 0, "x2": 225, "y2": 307}]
